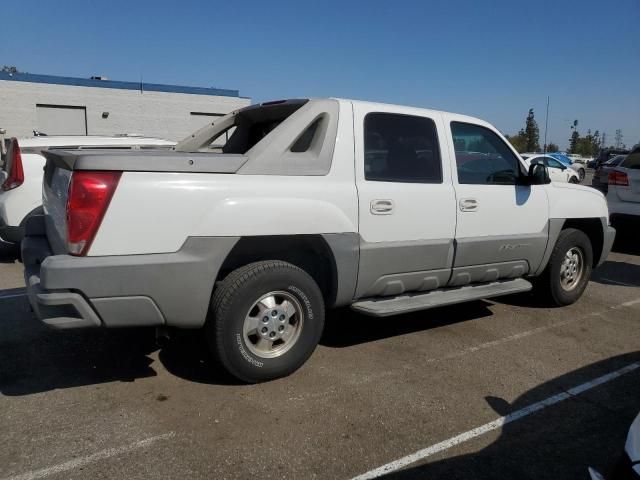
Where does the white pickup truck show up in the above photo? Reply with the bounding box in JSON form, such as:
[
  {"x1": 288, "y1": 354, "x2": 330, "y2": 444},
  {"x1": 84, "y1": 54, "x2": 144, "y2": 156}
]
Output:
[
  {"x1": 0, "y1": 135, "x2": 174, "y2": 249},
  {"x1": 22, "y1": 98, "x2": 615, "y2": 382}
]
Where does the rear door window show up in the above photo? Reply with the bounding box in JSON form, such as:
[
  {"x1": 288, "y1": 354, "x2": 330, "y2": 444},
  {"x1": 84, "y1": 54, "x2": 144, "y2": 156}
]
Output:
[{"x1": 364, "y1": 113, "x2": 442, "y2": 183}]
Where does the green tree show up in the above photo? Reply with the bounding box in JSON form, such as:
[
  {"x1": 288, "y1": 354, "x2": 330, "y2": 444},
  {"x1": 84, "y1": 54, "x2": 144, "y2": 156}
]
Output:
[
  {"x1": 568, "y1": 120, "x2": 579, "y2": 154},
  {"x1": 524, "y1": 108, "x2": 540, "y2": 152},
  {"x1": 573, "y1": 129, "x2": 601, "y2": 157},
  {"x1": 545, "y1": 143, "x2": 559, "y2": 152},
  {"x1": 505, "y1": 130, "x2": 527, "y2": 153},
  {"x1": 1, "y1": 65, "x2": 19, "y2": 74}
]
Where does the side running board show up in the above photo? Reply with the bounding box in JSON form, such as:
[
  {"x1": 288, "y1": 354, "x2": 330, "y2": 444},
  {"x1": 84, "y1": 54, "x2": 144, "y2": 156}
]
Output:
[{"x1": 351, "y1": 278, "x2": 532, "y2": 317}]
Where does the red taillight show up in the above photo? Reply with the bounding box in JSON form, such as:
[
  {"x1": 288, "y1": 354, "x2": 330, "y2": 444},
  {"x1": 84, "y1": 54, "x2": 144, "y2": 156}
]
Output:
[
  {"x1": 66, "y1": 171, "x2": 121, "y2": 256},
  {"x1": 2, "y1": 138, "x2": 24, "y2": 191},
  {"x1": 608, "y1": 170, "x2": 629, "y2": 186}
]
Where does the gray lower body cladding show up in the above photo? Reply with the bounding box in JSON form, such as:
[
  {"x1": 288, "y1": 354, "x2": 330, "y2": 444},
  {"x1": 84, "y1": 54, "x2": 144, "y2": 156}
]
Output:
[
  {"x1": 354, "y1": 230, "x2": 548, "y2": 298},
  {"x1": 321, "y1": 233, "x2": 360, "y2": 307},
  {"x1": 599, "y1": 223, "x2": 616, "y2": 267},
  {"x1": 355, "y1": 239, "x2": 454, "y2": 298},
  {"x1": 22, "y1": 234, "x2": 239, "y2": 329}
]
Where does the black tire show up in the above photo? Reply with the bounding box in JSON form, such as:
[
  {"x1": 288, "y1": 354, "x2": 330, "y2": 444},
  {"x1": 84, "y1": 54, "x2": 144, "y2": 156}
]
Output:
[
  {"x1": 534, "y1": 228, "x2": 593, "y2": 306},
  {"x1": 578, "y1": 168, "x2": 585, "y2": 181},
  {"x1": 569, "y1": 176, "x2": 579, "y2": 184},
  {"x1": 206, "y1": 260, "x2": 325, "y2": 383}
]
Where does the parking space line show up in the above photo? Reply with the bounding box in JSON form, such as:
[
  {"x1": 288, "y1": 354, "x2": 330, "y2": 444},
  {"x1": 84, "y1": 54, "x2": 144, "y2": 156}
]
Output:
[
  {"x1": 1, "y1": 432, "x2": 175, "y2": 480},
  {"x1": 0, "y1": 293, "x2": 27, "y2": 300},
  {"x1": 0, "y1": 288, "x2": 27, "y2": 300},
  {"x1": 424, "y1": 297, "x2": 640, "y2": 365},
  {"x1": 600, "y1": 278, "x2": 636, "y2": 287},
  {"x1": 351, "y1": 362, "x2": 640, "y2": 480}
]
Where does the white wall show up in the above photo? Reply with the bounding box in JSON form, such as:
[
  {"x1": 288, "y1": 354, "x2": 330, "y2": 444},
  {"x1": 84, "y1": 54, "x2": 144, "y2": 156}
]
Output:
[{"x1": 0, "y1": 80, "x2": 250, "y2": 141}]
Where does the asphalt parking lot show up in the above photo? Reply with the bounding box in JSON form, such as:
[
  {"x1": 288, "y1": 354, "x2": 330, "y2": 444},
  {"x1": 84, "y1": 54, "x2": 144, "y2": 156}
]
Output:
[{"x1": 1, "y1": 209, "x2": 639, "y2": 478}]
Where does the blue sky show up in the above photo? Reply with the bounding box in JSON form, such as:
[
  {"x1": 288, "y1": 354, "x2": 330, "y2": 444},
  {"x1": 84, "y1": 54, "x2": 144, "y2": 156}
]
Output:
[{"x1": 1, "y1": 0, "x2": 638, "y2": 149}]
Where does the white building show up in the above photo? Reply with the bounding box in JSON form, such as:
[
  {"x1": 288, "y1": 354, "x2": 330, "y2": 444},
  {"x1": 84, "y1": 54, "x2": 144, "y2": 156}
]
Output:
[{"x1": 0, "y1": 72, "x2": 250, "y2": 141}]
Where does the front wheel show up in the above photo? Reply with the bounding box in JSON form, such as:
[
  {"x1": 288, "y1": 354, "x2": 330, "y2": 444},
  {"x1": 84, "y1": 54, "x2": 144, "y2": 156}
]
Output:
[
  {"x1": 534, "y1": 228, "x2": 593, "y2": 306},
  {"x1": 206, "y1": 261, "x2": 325, "y2": 383},
  {"x1": 569, "y1": 176, "x2": 580, "y2": 184},
  {"x1": 578, "y1": 168, "x2": 586, "y2": 181}
]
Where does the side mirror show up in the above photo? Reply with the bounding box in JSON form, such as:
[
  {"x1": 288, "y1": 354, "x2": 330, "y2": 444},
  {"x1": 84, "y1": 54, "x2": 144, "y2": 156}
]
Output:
[{"x1": 528, "y1": 163, "x2": 550, "y2": 185}]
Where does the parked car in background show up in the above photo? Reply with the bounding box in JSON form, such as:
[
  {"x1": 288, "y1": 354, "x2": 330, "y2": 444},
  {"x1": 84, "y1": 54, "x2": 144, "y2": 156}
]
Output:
[
  {"x1": 589, "y1": 411, "x2": 640, "y2": 479},
  {"x1": 21, "y1": 98, "x2": 614, "y2": 382},
  {"x1": 522, "y1": 152, "x2": 586, "y2": 181},
  {"x1": 521, "y1": 154, "x2": 581, "y2": 183},
  {"x1": 592, "y1": 155, "x2": 626, "y2": 193},
  {"x1": 593, "y1": 148, "x2": 630, "y2": 169},
  {"x1": 567, "y1": 154, "x2": 593, "y2": 165},
  {"x1": 607, "y1": 146, "x2": 640, "y2": 231},
  {"x1": 550, "y1": 152, "x2": 586, "y2": 181},
  {"x1": 0, "y1": 135, "x2": 174, "y2": 249}
]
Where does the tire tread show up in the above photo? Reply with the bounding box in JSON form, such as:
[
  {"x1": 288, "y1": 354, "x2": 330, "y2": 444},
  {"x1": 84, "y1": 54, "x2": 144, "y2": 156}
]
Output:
[
  {"x1": 534, "y1": 228, "x2": 592, "y2": 306},
  {"x1": 208, "y1": 260, "x2": 321, "y2": 383}
]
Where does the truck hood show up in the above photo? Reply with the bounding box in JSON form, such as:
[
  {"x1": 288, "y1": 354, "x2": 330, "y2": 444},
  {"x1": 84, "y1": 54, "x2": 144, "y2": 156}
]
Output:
[
  {"x1": 551, "y1": 181, "x2": 605, "y2": 199},
  {"x1": 546, "y1": 182, "x2": 609, "y2": 220}
]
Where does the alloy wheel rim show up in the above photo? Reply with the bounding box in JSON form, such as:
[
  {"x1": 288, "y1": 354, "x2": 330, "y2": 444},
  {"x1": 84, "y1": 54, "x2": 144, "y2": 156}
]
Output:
[
  {"x1": 242, "y1": 291, "x2": 304, "y2": 359},
  {"x1": 560, "y1": 247, "x2": 584, "y2": 291}
]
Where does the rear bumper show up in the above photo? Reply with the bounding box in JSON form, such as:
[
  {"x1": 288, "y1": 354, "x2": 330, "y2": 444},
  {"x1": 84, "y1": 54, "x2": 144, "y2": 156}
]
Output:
[
  {"x1": 22, "y1": 216, "x2": 239, "y2": 329},
  {"x1": 23, "y1": 235, "x2": 165, "y2": 329},
  {"x1": 608, "y1": 197, "x2": 640, "y2": 217}
]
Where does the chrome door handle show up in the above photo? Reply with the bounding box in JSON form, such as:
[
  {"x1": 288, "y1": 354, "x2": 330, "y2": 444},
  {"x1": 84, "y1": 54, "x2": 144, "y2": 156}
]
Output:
[
  {"x1": 370, "y1": 199, "x2": 394, "y2": 215},
  {"x1": 459, "y1": 198, "x2": 478, "y2": 211}
]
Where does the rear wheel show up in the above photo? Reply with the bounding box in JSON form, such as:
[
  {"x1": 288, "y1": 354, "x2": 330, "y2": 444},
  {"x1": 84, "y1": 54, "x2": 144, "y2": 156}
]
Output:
[
  {"x1": 206, "y1": 261, "x2": 325, "y2": 383},
  {"x1": 578, "y1": 168, "x2": 585, "y2": 181},
  {"x1": 534, "y1": 228, "x2": 593, "y2": 306}
]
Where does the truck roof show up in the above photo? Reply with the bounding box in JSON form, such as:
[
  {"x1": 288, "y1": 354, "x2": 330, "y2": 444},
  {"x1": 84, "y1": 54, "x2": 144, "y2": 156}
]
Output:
[
  {"x1": 234, "y1": 98, "x2": 495, "y2": 129},
  {"x1": 333, "y1": 98, "x2": 493, "y2": 128}
]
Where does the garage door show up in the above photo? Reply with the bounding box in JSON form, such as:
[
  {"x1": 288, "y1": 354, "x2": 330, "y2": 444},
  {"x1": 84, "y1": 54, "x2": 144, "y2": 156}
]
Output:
[{"x1": 36, "y1": 105, "x2": 87, "y2": 135}]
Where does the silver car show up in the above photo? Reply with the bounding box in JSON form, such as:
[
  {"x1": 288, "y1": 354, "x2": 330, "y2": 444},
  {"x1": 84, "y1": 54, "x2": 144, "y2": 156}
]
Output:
[{"x1": 607, "y1": 146, "x2": 640, "y2": 229}]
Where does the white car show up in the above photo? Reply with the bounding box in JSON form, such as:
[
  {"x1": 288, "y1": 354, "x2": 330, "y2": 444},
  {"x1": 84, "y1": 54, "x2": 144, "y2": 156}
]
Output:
[
  {"x1": 607, "y1": 146, "x2": 640, "y2": 229},
  {"x1": 0, "y1": 135, "x2": 174, "y2": 248},
  {"x1": 589, "y1": 412, "x2": 640, "y2": 479},
  {"x1": 521, "y1": 154, "x2": 581, "y2": 183},
  {"x1": 21, "y1": 98, "x2": 615, "y2": 382},
  {"x1": 568, "y1": 154, "x2": 592, "y2": 165}
]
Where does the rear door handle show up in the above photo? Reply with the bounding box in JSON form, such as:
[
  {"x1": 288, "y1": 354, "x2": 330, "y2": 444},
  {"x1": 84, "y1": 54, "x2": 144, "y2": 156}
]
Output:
[
  {"x1": 371, "y1": 199, "x2": 394, "y2": 215},
  {"x1": 459, "y1": 198, "x2": 478, "y2": 212}
]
